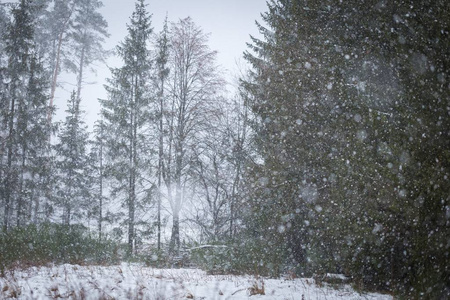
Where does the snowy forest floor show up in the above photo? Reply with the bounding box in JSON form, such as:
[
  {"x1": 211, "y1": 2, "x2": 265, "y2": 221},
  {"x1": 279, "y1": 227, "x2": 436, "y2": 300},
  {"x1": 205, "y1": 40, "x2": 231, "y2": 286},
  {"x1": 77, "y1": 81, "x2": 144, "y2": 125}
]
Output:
[{"x1": 0, "y1": 263, "x2": 393, "y2": 300}]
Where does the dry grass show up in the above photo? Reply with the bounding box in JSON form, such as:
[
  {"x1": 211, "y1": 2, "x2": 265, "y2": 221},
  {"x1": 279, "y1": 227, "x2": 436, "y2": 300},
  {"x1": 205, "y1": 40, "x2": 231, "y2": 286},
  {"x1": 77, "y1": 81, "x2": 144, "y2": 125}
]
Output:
[{"x1": 248, "y1": 280, "x2": 265, "y2": 295}]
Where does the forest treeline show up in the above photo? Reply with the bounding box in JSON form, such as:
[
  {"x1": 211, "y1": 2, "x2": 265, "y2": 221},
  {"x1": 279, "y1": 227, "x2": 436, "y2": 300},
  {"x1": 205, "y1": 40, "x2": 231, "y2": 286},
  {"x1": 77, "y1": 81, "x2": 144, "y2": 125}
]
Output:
[{"x1": 0, "y1": 0, "x2": 448, "y2": 298}]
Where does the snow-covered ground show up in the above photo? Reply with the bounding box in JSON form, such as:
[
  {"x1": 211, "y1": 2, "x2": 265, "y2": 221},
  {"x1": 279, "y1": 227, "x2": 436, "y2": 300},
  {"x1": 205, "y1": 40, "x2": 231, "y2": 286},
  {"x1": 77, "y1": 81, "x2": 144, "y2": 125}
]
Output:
[{"x1": 0, "y1": 263, "x2": 393, "y2": 299}]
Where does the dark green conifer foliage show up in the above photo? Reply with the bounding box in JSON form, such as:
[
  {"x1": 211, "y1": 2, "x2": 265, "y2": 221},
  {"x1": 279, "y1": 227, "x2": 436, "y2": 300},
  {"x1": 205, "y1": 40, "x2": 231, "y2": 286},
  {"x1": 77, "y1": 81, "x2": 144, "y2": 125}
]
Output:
[
  {"x1": 1, "y1": 0, "x2": 52, "y2": 231},
  {"x1": 54, "y1": 91, "x2": 91, "y2": 225},
  {"x1": 241, "y1": 0, "x2": 449, "y2": 297},
  {"x1": 100, "y1": 0, "x2": 153, "y2": 256}
]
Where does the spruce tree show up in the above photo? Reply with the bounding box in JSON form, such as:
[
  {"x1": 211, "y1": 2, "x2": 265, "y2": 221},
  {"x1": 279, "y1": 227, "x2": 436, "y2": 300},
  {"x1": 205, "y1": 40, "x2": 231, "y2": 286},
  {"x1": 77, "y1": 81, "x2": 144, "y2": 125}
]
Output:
[
  {"x1": 16, "y1": 54, "x2": 52, "y2": 226},
  {"x1": 90, "y1": 119, "x2": 106, "y2": 239},
  {"x1": 54, "y1": 91, "x2": 91, "y2": 225},
  {"x1": 240, "y1": 0, "x2": 334, "y2": 275},
  {"x1": 241, "y1": 0, "x2": 449, "y2": 297},
  {"x1": 154, "y1": 15, "x2": 170, "y2": 251},
  {"x1": 100, "y1": 0, "x2": 153, "y2": 256},
  {"x1": 0, "y1": 0, "x2": 50, "y2": 231}
]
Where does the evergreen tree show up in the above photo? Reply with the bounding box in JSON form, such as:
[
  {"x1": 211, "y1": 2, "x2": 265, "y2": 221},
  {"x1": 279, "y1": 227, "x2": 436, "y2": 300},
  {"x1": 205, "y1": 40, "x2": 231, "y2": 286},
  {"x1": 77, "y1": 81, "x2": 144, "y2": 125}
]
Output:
[
  {"x1": 100, "y1": 0, "x2": 153, "y2": 256},
  {"x1": 240, "y1": 0, "x2": 334, "y2": 276},
  {"x1": 90, "y1": 119, "x2": 106, "y2": 239},
  {"x1": 153, "y1": 15, "x2": 170, "y2": 251},
  {"x1": 0, "y1": 0, "x2": 52, "y2": 231},
  {"x1": 37, "y1": 0, "x2": 109, "y2": 123},
  {"x1": 66, "y1": 0, "x2": 109, "y2": 101},
  {"x1": 16, "y1": 54, "x2": 52, "y2": 226},
  {"x1": 42, "y1": 0, "x2": 76, "y2": 122},
  {"x1": 54, "y1": 91, "x2": 91, "y2": 225},
  {"x1": 241, "y1": 0, "x2": 449, "y2": 297}
]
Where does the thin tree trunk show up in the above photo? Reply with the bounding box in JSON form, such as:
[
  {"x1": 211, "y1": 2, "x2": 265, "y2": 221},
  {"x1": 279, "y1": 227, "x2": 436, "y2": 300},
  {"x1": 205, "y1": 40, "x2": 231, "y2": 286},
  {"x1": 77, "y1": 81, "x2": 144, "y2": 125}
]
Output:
[
  {"x1": 128, "y1": 122, "x2": 135, "y2": 256},
  {"x1": 169, "y1": 209, "x2": 180, "y2": 255},
  {"x1": 230, "y1": 98, "x2": 248, "y2": 236},
  {"x1": 48, "y1": 2, "x2": 75, "y2": 124},
  {"x1": 16, "y1": 144, "x2": 27, "y2": 227},
  {"x1": 31, "y1": 172, "x2": 39, "y2": 224},
  {"x1": 48, "y1": 32, "x2": 63, "y2": 124},
  {"x1": 128, "y1": 75, "x2": 138, "y2": 256},
  {"x1": 157, "y1": 81, "x2": 165, "y2": 250},
  {"x1": 3, "y1": 86, "x2": 16, "y2": 232},
  {"x1": 76, "y1": 43, "x2": 85, "y2": 103},
  {"x1": 157, "y1": 118, "x2": 163, "y2": 251},
  {"x1": 170, "y1": 139, "x2": 183, "y2": 255},
  {"x1": 98, "y1": 122, "x2": 103, "y2": 240}
]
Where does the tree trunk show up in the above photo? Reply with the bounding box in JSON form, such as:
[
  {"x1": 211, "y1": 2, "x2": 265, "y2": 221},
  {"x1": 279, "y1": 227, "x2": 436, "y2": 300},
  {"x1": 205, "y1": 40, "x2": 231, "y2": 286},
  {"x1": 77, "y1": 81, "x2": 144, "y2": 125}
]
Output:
[
  {"x1": 169, "y1": 137, "x2": 183, "y2": 255},
  {"x1": 48, "y1": 2, "x2": 75, "y2": 124},
  {"x1": 128, "y1": 126, "x2": 136, "y2": 256},
  {"x1": 157, "y1": 81, "x2": 165, "y2": 250},
  {"x1": 76, "y1": 42, "x2": 85, "y2": 103},
  {"x1": 230, "y1": 162, "x2": 241, "y2": 237},
  {"x1": 3, "y1": 85, "x2": 16, "y2": 232},
  {"x1": 128, "y1": 75, "x2": 139, "y2": 256},
  {"x1": 16, "y1": 144, "x2": 27, "y2": 227},
  {"x1": 169, "y1": 210, "x2": 180, "y2": 255},
  {"x1": 98, "y1": 122, "x2": 103, "y2": 240}
]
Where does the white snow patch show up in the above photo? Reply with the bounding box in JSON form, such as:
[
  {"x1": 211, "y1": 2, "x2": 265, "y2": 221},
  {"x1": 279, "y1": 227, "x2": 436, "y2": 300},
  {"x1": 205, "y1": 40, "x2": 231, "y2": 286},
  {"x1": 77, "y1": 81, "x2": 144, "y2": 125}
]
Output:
[{"x1": 0, "y1": 264, "x2": 393, "y2": 300}]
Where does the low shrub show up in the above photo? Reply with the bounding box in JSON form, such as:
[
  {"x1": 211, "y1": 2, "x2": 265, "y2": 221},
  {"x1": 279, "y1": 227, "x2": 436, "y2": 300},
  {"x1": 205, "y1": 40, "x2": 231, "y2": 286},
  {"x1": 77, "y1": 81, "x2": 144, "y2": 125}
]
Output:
[{"x1": 0, "y1": 222, "x2": 119, "y2": 275}]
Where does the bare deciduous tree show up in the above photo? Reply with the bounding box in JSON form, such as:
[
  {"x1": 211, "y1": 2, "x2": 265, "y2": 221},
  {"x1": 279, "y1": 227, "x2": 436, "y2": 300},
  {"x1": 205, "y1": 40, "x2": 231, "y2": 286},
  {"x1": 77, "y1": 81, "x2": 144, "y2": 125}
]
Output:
[{"x1": 163, "y1": 17, "x2": 224, "y2": 254}]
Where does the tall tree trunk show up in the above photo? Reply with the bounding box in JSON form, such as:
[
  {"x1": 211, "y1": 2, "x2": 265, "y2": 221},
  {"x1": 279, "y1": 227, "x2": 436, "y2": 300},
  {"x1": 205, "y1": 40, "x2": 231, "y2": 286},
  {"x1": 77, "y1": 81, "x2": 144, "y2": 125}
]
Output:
[
  {"x1": 16, "y1": 143, "x2": 27, "y2": 227},
  {"x1": 3, "y1": 88, "x2": 16, "y2": 232},
  {"x1": 31, "y1": 172, "x2": 39, "y2": 224},
  {"x1": 128, "y1": 124, "x2": 135, "y2": 256},
  {"x1": 76, "y1": 42, "x2": 85, "y2": 103},
  {"x1": 48, "y1": 2, "x2": 75, "y2": 124},
  {"x1": 128, "y1": 76, "x2": 138, "y2": 256},
  {"x1": 157, "y1": 81, "x2": 165, "y2": 250},
  {"x1": 157, "y1": 113, "x2": 163, "y2": 251},
  {"x1": 128, "y1": 168, "x2": 135, "y2": 255},
  {"x1": 169, "y1": 211, "x2": 180, "y2": 254},
  {"x1": 230, "y1": 161, "x2": 241, "y2": 237},
  {"x1": 98, "y1": 122, "x2": 103, "y2": 240},
  {"x1": 170, "y1": 139, "x2": 183, "y2": 255}
]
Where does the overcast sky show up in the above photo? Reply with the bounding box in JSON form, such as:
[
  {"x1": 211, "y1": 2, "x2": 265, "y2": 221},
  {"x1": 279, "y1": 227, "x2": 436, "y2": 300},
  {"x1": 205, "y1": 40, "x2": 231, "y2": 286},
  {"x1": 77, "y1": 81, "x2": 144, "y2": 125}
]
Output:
[{"x1": 57, "y1": 0, "x2": 268, "y2": 130}]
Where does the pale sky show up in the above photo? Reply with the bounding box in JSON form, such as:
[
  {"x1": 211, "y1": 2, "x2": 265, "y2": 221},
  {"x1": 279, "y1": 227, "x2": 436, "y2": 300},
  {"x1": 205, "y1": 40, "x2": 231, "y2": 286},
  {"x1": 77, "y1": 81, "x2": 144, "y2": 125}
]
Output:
[{"x1": 59, "y1": 0, "x2": 268, "y2": 130}]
